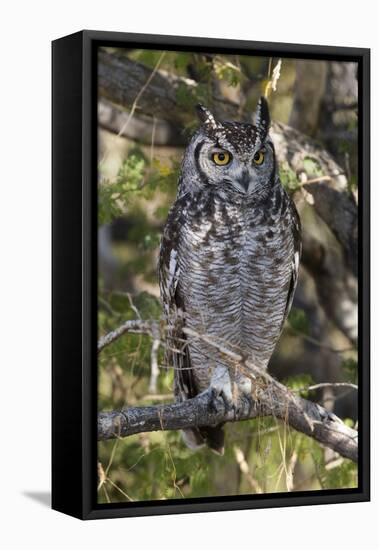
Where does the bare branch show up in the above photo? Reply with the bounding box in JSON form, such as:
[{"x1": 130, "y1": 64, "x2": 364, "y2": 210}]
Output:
[
  {"x1": 97, "y1": 320, "x2": 159, "y2": 353},
  {"x1": 301, "y1": 382, "x2": 358, "y2": 392},
  {"x1": 148, "y1": 323, "x2": 161, "y2": 394},
  {"x1": 98, "y1": 383, "x2": 357, "y2": 462},
  {"x1": 97, "y1": 320, "x2": 358, "y2": 463},
  {"x1": 301, "y1": 231, "x2": 358, "y2": 346},
  {"x1": 303, "y1": 182, "x2": 358, "y2": 276},
  {"x1": 233, "y1": 446, "x2": 263, "y2": 493},
  {"x1": 98, "y1": 98, "x2": 185, "y2": 146},
  {"x1": 98, "y1": 49, "x2": 238, "y2": 126}
]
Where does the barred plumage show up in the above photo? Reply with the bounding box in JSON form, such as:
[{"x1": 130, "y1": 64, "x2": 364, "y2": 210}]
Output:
[{"x1": 159, "y1": 98, "x2": 301, "y2": 454}]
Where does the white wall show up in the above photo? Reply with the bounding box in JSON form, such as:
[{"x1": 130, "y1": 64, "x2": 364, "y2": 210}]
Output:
[{"x1": 1, "y1": 1, "x2": 376, "y2": 548}]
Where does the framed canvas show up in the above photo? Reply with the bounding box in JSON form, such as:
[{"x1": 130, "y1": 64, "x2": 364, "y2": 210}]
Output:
[{"x1": 52, "y1": 30, "x2": 370, "y2": 520}]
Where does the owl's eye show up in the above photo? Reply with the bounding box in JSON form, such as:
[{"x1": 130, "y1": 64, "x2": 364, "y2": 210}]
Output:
[
  {"x1": 253, "y1": 149, "x2": 265, "y2": 165},
  {"x1": 212, "y1": 151, "x2": 232, "y2": 166}
]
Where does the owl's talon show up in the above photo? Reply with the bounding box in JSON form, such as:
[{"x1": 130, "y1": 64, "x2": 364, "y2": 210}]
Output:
[
  {"x1": 208, "y1": 365, "x2": 234, "y2": 410},
  {"x1": 232, "y1": 375, "x2": 254, "y2": 418},
  {"x1": 208, "y1": 387, "x2": 224, "y2": 413},
  {"x1": 320, "y1": 409, "x2": 341, "y2": 424},
  {"x1": 235, "y1": 394, "x2": 253, "y2": 419},
  {"x1": 208, "y1": 386, "x2": 233, "y2": 415}
]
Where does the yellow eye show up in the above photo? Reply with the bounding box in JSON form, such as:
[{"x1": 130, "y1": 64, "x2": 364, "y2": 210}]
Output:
[
  {"x1": 212, "y1": 151, "x2": 231, "y2": 166},
  {"x1": 253, "y1": 150, "x2": 265, "y2": 165}
]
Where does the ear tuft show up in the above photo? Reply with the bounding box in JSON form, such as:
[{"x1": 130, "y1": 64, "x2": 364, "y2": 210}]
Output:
[
  {"x1": 254, "y1": 96, "x2": 270, "y2": 139},
  {"x1": 196, "y1": 104, "x2": 219, "y2": 130}
]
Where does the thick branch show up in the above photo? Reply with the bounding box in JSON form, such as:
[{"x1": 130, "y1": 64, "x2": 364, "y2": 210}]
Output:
[
  {"x1": 303, "y1": 182, "x2": 358, "y2": 276},
  {"x1": 98, "y1": 385, "x2": 357, "y2": 463},
  {"x1": 99, "y1": 98, "x2": 185, "y2": 146},
  {"x1": 301, "y1": 231, "x2": 358, "y2": 346},
  {"x1": 98, "y1": 50, "x2": 238, "y2": 126},
  {"x1": 98, "y1": 321, "x2": 358, "y2": 462}
]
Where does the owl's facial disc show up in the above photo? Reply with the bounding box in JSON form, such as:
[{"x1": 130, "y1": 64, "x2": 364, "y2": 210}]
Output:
[
  {"x1": 186, "y1": 99, "x2": 274, "y2": 198},
  {"x1": 196, "y1": 137, "x2": 274, "y2": 196}
]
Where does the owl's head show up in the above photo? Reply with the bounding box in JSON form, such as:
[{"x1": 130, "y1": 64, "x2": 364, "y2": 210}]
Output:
[{"x1": 181, "y1": 97, "x2": 276, "y2": 200}]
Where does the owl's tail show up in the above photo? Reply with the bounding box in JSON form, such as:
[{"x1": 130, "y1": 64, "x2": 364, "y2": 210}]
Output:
[{"x1": 181, "y1": 426, "x2": 225, "y2": 455}]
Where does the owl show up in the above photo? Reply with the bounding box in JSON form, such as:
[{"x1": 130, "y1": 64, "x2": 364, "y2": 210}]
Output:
[{"x1": 159, "y1": 97, "x2": 301, "y2": 454}]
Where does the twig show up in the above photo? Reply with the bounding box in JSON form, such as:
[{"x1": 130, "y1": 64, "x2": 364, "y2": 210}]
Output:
[
  {"x1": 303, "y1": 382, "x2": 358, "y2": 392},
  {"x1": 148, "y1": 323, "x2": 161, "y2": 394},
  {"x1": 265, "y1": 59, "x2": 282, "y2": 97},
  {"x1": 126, "y1": 293, "x2": 142, "y2": 320},
  {"x1": 97, "y1": 319, "x2": 158, "y2": 353},
  {"x1": 303, "y1": 175, "x2": 332, "y2": 185},
  {"x1": 100, "y1": 51, "x2": 166, "y2": 165},
  {"x1": 287, "y1": 446, "x2": 299, "y2": 491},
  {"x1": 117, "y1": 52, "x2": 166, "y2": 139},
  {"x1": 140, "y1": 393, "x2": 173, "y2": 402},
  {"x1": 233, "y1": 446, "x2": 263, "y2": 493},
  {"x1": 97, "y1": 460, "x2": 134, "y2": 502},
  {"x1": 182, "y1": 326, "x2": 314, "y2": 430}
]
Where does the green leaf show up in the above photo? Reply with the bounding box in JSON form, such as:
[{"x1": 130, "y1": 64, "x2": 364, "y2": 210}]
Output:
[
  {"x1": 341, "y1": 358, "x2": 358, "y2": 384},
  {"x1": 287, "y1": 308, "x2": 310, "y2": 335},
  {"x1": 279, "y1": 162, "x2": 300, "y2": 192},
  {"x1": 303, "y1": 156, "x2": 323, "y2": 178},
  {"x1": 214, "y1": 58, "x2": 241, "y2": 87},
  {"x1": 283, "y1": 373, "x2": 315, "y2": 397}
]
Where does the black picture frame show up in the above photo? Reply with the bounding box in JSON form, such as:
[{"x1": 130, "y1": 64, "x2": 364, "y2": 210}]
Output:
[{"x1": 52, "y1": 30, "x2": 370, "y2": 520}]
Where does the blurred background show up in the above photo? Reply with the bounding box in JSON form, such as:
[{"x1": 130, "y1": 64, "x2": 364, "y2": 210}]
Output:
[{"x1": 97, "y1": 47, "x2": 358, "y2": 503}]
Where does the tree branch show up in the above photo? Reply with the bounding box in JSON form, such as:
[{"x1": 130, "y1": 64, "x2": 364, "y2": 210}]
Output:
[
  {"x1": 97, "y1": 319, "x2": 158, "y2": 352},
  {"x1": 98, "y1": 49, "x2": 238, "y2": 126},
  {"x1": 97, "y1": 320, "x2": 358, "y2": 463},
  {"x1": 99, "y1": 98, "x2": 185, "y2": 146},
  {"x1": 98, "y1": 383, "x2": 357, "y2": 462},
  {"x1": 303, "y1": 182, "x2": 358, "y2": 276},
  {"x1": 301, "y1": 231, "x2": 358, "y2": 346}
]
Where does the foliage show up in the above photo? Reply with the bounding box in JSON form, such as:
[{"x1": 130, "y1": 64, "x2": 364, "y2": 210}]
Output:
[
  {"x1": 99, "y1": 152, "x2": 146, "y2": 224},
  {"x1": 99, "y1": 148, "x2": 179, "y2": 226},
  {"x1": 284, "y1": 373, "x2": 315, "y2": 398},
  {"x1": 279, "y1": 162, "x2": 300, "y2": 192},
  {"x1": 213, "y1": 56, "x2": 242, "y2": 87},
  {"x1": 303, "y1": 156, "x2": 323, "y2": 178},
  {"x1": 287, "y1": 308, "x2": 310, "y2": 335},
  {"x1": 341, "y1": 357, "x2": 358, "y2": 385}
]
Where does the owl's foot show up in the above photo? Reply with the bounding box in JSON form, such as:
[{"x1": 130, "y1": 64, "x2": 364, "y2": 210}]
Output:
[
  {"x1": 232, "y1": 375, "x2": 254, "y2": 419},
  {"x1": 233, "y1": 393, "x2": 254, "y2": 419},
  {"x1": 236, "y1": 374, "x2": 252, "y2": 397},
  {"x1": 208, "y1": 369, "x2": 254, "y2": 419},
  {"x1": 208, "y1": 366, "x2": 234, "y2": 413}
]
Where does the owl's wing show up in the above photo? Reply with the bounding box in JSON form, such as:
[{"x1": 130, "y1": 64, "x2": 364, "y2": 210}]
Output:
[
  {"x1": 158, "y1": 201, "x2": 198, "y2": 403},
  {"x1": 158, "y1": 205, "x2": 224, "y2": 452},
  {"x1": 282, "y1": 199, "x2": 302, "y2": 326}
]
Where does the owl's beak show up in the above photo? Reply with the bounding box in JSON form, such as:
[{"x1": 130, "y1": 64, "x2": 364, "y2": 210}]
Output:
[{"x1": 237, "y1": 170, "x2": 252, "y2": 193}]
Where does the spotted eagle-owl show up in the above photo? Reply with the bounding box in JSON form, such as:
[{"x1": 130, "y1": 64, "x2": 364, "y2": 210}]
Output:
[{"x1": 159, "y1": 97, "x2": 301, "y2": 454}]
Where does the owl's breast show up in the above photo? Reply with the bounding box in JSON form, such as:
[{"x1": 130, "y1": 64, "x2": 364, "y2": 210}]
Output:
[{"x1": 177, "y1": 191, "x2": 296, "y2": 370}]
